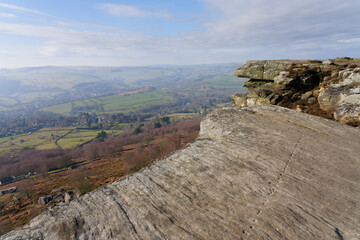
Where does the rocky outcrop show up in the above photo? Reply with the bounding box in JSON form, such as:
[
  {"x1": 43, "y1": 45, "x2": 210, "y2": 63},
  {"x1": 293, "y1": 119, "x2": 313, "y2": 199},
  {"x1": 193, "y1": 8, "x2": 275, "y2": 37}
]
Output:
[
  {"x1": 234, "y1": 60, "x2": 296, "y2": 80},
  {"x1": 318, "y1": 68, "x2": 360, "y2": 124},
  {"x1": 37, "y1": 189, "x2": 80, "y2": 206},
  {"x1": 232, "y1": 59, "x2": 360, "y2": 126},
  {"x1": 2, "y1": 106, "x2": 360, "y2": 239}
]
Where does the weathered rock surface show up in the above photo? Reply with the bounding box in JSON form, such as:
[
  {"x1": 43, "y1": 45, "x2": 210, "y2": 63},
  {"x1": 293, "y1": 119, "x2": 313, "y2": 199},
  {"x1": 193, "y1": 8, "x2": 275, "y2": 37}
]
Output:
[
  {"x1": 3, "y1": 106, "x2": 360, "y2": 240},
  {"x1": 318, "y1": 69, "x2": 360, "y2": 124},
  {"x1": 234, "y1": 60, "x2": 296, "y2": 80},
  {"x1": 233, "y1": 59, "x2": 360, "y2": 126}
]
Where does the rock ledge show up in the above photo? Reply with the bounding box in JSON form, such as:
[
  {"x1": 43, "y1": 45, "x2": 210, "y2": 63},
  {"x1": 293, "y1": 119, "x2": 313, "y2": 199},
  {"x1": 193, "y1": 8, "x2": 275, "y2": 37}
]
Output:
[
  {"x1": 2, "y1": 106, "x2": 360, "y2": 240},
  {"x1": 232, "y1": 59, "x2": 360, "y2": 126}
]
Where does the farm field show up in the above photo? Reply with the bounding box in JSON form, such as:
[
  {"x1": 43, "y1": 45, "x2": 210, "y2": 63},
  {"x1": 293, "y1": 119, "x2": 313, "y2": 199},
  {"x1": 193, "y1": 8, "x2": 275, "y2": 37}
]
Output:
[
  {"x1": 14, "y1": 91, "x2": 62, "y2": 104},
  {"x1": 57, "y1": 129, "x2": 122, "y2": 149},
  {"x1": 0, "y1": 96, "x2": 17, "y2": 106},
  {"x1": 0, "y1": 127, "x2": 122, "y2": 156},
  {"x1": 40, "y1": 91, "x2": 174, "y2": 114},
  {"x1": 0, "y1": 127, "x2": 74, "y2": 156}
]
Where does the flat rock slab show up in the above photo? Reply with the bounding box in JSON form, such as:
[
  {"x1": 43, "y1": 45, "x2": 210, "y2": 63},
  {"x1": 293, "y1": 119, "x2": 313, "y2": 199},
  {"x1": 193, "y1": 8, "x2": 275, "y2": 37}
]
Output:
[{"x1": 3, "y1": 106, "x2": 360, "y2": 240}]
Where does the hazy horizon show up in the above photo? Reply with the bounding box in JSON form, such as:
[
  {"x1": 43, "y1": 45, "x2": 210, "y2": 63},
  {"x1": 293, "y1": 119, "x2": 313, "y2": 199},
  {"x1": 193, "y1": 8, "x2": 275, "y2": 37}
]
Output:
[{"x1": 0, "y1": 0, "x2": 359, "y2": 68}]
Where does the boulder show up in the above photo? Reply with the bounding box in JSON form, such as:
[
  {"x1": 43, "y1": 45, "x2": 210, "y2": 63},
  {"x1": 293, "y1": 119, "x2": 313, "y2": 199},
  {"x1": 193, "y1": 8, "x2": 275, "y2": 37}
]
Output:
[
  {"x1": 64, "y1": 192, "x2": 71, "y2": 204},
  {"x1": 273, "y1": 71, "x2": 294, "y2": 85},
  {"x1": 300, "y1": 91, "x2": 313, "y2": 101},
  {"x1": 334, "y1": 94, "x2": 360, "y2": 125},
  {"x1": 318, "y1": 88, "x2": 346, "y2": 111},
  {"x1": 38, "y1": 196, "x2": 53, "y2": 205},
  {"x1": 318, "y1": 71, "x2": 360, "y2": 124},
  {"x1": 231, "y1": 84, "x2": 278, "y2": 108},
  {"x1": 322, "y1": 60, "x2": 334, "y2": 65}
]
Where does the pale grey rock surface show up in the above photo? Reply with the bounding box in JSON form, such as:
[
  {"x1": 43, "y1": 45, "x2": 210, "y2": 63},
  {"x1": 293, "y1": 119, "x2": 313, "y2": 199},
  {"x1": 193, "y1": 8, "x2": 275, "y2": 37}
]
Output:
[
  {"x1": 273, "y1": 71, "x2": 294, "y2": 85},
  {"x1": 318, "y1": 70, "x2": 360, "y2": 123},
  {"x1": 2, "y1": 106, "x2": 360, "y2": 240},
  {"x1": 234, "y1": 60, "x2": 295, "y2": 80},
  {"x1": 322, "y1": 60, "x2": 334, "y2": 65}
]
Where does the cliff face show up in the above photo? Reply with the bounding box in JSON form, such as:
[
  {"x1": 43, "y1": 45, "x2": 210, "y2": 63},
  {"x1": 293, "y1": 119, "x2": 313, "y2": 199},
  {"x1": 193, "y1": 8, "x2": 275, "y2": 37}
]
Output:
[
  {"x1": 232, "y1": 59, "x2": 360, "y2": 126},
  {"x1": 3, "y1": 106, "x2": 360, "y2": 240}
]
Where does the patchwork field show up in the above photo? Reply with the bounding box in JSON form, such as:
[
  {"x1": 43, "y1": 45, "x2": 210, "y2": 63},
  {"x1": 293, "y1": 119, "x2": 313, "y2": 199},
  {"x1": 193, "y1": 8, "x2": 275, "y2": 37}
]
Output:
[
  {"x1": 40, "y1": 91, "x2": 174, "y2": 114},
  {"x1": 0, "y1": 127, "x2": 73, "y2": 156},
  {"x1": 57, "y1": 129, "x2": 122, "y2": 149},
  {"x1": 0, "y1": 127, "x2": 122, "y2": 156},
  {"x1": 0, "y1": 97, "x2": 17, "y2": 106}
]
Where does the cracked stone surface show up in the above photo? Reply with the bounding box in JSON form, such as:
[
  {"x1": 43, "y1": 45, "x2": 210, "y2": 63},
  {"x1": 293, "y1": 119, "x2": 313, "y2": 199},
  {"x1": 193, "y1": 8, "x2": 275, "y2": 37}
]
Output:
[
  {"x1": 234, "y1": 60, "x2": 295, "y2": 80},
  {"x1": 2, "y1": 106, "x2": 360, "y2": 240}
]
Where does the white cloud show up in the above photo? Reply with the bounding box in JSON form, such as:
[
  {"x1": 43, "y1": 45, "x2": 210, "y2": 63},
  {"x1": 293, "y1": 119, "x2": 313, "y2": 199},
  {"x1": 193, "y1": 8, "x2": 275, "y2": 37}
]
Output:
[
  {"x1": 338, "y1": 38, "x2": 360, "y2": 43},
  {"x1": 0, "y1": 21, "x2": 154, "y2": 58},
  {"x1": 96, "y1": 3, "x2": 171, "y2": 19},
  {"x1": 196, "y1": 0, "x2": 360, "y2": 46},
  {"x1": 0, "y1": 3, "x2": 44, "y2": 15},
  {"x1": 0, "y1": 12, "x2": 15, "y2": 18},
  {"x1": 0, "y1": 0, "x2": 360, "y2": 67}
]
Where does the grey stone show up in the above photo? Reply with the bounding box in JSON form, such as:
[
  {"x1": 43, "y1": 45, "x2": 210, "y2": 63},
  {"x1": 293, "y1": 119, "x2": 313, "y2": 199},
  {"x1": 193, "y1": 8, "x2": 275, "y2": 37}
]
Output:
[
  {"x1": 2, "y1": 106, "x2": 360, "y2": 240},
  {"x1": 234, "y1": 60, "x2": 294, "y2": 80},
  {"x1": 318, "y1": 88, "x2": 346, "y2": 111},
  {"x1": 64, "y1": 192, "x2": 71, "y2": 204},
  {"x1": 38, "y1": 196, "x2": 53, "y2": 205},
  {"x1": 300, "y1": 91, "x2": 313, "y2": 101},
  {"x1": 322, "y1": 60, "x2": 334, "y2": 65},
  {"x1": 318, "y1": 71, "x2": 360, "y2": 124},
  {"x1": 0, "y1": 187, "x2": 17, "y2": 196},
  {"x1": 273, "y1": 71, "x2": 294, "y2": 85},
  {"x1": 51, "y1": 189, "x2": 64, "y2": 193},
  {"x1": 334, "y1": 95, "x2": 360, "y2": 124}
]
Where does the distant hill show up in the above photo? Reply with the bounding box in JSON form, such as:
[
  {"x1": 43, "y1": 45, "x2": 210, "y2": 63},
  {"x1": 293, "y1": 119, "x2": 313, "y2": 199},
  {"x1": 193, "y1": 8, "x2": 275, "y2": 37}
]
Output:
[{"x1": 0, "y1": 64, "x2": 242, "y2": 115}]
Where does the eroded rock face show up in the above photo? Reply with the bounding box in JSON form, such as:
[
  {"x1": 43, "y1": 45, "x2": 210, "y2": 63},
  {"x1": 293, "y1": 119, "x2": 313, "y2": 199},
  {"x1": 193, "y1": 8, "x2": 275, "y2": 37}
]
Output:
[
  {"x1": 318, "y1": 69, "x2": 360, "y2": 124},
  {"x1": 2, "y1": 106, "x2": 360, "y2": 240},
  {"x1": 233, "y1": 60, "x2": 360, "y2": 126}
]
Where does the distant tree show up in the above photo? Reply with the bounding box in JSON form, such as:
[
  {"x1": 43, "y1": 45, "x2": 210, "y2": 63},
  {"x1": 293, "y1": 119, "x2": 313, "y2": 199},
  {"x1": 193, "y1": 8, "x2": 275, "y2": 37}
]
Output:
[
  {"x1": 58, "y1": 155, "x2": 74, "y2": 169},
  {"x1": 161, "y1": 117, "x2": 170, "y2": 124},
  {"x1": 18, "y1": 180, "x2": 35, "y2": 199},
  {"x1": 154, "y1": 122, "x2": 162, "y2": 128},
  {"x1": 134, "y1": 124, "x2": 144, "y2": 135},
  {"x1": 96, "y1": 130, "x2": 107, "y2": 142}
]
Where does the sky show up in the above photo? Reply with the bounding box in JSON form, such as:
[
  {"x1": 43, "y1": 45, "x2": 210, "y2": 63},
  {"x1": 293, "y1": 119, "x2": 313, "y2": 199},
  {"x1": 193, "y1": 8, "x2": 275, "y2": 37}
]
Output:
[{"x1": 0, "y1": 0, "x2": 359, "y2": 68}]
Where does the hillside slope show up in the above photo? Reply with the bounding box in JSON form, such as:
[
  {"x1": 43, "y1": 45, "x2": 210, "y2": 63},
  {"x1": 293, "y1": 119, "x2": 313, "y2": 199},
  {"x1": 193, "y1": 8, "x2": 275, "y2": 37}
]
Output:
[{"x1": 2, "y1": 106, "x2": 360, "y2": 239}]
